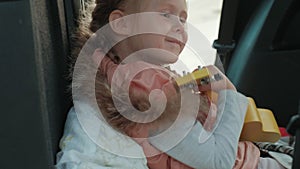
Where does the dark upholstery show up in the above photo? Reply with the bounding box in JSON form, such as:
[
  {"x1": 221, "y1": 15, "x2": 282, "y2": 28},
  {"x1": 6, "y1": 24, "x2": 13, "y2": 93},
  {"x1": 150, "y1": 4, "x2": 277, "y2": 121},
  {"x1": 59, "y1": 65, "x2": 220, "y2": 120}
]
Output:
[
  {"x1": 0, "y1": 0, "x2": 73, "y2": 168},
  {"x1": 222, "y1": 0, "x2": 300, "y2": 127}
]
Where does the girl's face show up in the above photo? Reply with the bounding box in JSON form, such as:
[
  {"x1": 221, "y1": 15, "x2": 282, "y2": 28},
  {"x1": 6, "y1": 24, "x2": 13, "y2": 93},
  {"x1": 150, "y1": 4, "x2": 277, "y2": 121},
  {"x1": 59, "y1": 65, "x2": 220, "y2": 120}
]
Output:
[{"x1": 126, "y1": 0, "x2": 188, "y2": 64}]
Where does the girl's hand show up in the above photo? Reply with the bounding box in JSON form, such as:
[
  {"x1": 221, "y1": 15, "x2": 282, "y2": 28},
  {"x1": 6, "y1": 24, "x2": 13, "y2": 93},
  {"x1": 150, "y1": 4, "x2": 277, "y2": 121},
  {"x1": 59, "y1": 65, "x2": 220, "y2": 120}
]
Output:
[
  {"x1": 197, "y1": 94, "x2": 217, "y2": 131},
  {"x1": 196, "y1": 65, "x2": 236, "y2": 131}
]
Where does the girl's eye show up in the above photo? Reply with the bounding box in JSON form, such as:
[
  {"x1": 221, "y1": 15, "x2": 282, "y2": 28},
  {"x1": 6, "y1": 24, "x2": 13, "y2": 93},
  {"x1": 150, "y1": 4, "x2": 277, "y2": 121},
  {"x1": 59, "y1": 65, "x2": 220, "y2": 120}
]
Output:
[
  {"x1": 180, "y1": 17, "x2": 186, "y2": 24},
  {"x1": 160, "y1": 11, "x2": 187, "y2": 24},
  {"x1": 160, "y1": 12, "x2": 171, "y2": 18}
]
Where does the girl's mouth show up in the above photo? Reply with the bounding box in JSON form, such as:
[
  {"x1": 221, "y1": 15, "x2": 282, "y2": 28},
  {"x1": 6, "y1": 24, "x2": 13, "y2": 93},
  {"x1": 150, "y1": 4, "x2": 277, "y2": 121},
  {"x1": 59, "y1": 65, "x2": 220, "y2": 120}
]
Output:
[{"x1": 165, "y1": 37, "x2": 184, "y2": 47}]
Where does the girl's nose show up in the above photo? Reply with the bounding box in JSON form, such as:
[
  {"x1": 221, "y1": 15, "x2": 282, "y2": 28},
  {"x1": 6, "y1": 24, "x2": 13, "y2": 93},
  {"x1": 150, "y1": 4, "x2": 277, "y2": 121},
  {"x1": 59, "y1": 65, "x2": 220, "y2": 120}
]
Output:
[{"x1": 172, "y1": 18, "x2": 186, "y2": 34}]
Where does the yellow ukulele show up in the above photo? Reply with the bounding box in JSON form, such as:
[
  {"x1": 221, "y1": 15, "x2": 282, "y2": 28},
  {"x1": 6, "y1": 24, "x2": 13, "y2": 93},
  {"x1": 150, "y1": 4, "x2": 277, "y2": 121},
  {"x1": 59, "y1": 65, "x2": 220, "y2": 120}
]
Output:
[{"x1": 175, "y1": 67, "x2": 281, "y2": 143}]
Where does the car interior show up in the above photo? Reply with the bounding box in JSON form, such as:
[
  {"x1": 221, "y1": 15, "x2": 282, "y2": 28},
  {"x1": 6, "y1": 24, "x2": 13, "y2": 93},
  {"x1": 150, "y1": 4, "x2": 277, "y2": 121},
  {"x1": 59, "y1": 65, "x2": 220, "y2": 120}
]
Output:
[{"x1": 0, "y1": 0, "x2": 299, "y2": 168}]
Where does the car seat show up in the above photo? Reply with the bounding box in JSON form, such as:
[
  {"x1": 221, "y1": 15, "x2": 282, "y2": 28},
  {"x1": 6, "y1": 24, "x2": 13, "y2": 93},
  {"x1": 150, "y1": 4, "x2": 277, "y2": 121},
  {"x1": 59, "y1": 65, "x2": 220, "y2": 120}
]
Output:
[{"x1": 0, "y1": 0, "x2": 78, "y2": 168}]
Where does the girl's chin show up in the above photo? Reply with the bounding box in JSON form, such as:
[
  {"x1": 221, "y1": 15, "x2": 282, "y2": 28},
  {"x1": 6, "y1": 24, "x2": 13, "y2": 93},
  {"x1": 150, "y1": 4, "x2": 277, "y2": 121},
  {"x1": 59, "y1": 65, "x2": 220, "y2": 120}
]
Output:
[
  {"x1": 150, "y1": 54, "x2": 179, "y2": 65},
  {"x1": 160, "y1": 48, "x2": 181, "y2": 62},
  {"x1": 164, "y1": 55, "x2": 179, "y2": 64},
  {"x1": 136, "y1": 48, "x2": 180, "y2": 65}
]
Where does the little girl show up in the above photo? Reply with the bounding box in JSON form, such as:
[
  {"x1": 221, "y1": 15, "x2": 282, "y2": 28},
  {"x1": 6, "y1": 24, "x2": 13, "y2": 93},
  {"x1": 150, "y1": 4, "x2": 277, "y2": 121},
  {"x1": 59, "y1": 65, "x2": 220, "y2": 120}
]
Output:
[{"x1": 56, "y1": 0, "x2": 286, "y2": 169}]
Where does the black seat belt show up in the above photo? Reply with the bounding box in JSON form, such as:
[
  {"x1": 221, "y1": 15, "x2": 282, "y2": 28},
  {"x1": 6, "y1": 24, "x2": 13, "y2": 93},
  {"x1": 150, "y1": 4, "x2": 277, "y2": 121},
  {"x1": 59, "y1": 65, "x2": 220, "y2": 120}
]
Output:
[
  {"x1": 213, "y1": 0, "x2": 239, "y2": 72},
  {"x1": 287, "y1": 101, "x2": 300, "y2": 169}
]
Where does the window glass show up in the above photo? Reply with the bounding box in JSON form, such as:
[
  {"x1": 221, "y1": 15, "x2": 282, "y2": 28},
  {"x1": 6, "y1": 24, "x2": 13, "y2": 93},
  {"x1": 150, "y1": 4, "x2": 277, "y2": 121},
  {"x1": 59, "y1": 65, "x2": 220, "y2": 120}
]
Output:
[{"x1": 180, "y1": 0, "x2": 223, "y2": 69}]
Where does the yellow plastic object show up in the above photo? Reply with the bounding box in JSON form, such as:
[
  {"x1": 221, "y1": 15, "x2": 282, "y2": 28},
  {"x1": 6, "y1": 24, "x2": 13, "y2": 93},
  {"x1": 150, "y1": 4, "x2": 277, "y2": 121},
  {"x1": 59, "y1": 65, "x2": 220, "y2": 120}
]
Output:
[
  {"x1": 240, "y1": 98, "x2": 281, "y2": 142},
  {"x1": 175, "y1": 68, "x2": 281, "y2": 143},
  {"x1": 174, "y1": 68, "x2": 218, "y2": 102},
  {"x1": 175, "y1": 68, "x2": 210, "y2": 86}
]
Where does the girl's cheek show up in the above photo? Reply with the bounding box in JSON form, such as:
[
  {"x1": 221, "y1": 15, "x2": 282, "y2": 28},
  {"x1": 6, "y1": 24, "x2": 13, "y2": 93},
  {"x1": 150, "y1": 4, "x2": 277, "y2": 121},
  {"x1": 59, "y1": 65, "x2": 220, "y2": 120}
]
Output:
[{"x1": 184, "y1": 33, "x2": 188, "y2": 43}]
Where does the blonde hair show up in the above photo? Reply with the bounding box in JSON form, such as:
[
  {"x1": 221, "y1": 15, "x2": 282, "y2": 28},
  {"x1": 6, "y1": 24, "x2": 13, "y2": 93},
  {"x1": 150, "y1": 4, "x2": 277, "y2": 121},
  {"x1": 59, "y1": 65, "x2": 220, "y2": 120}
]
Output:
[{"x1": 71, "y1": 0, "x2": 182, "y2": 135}]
